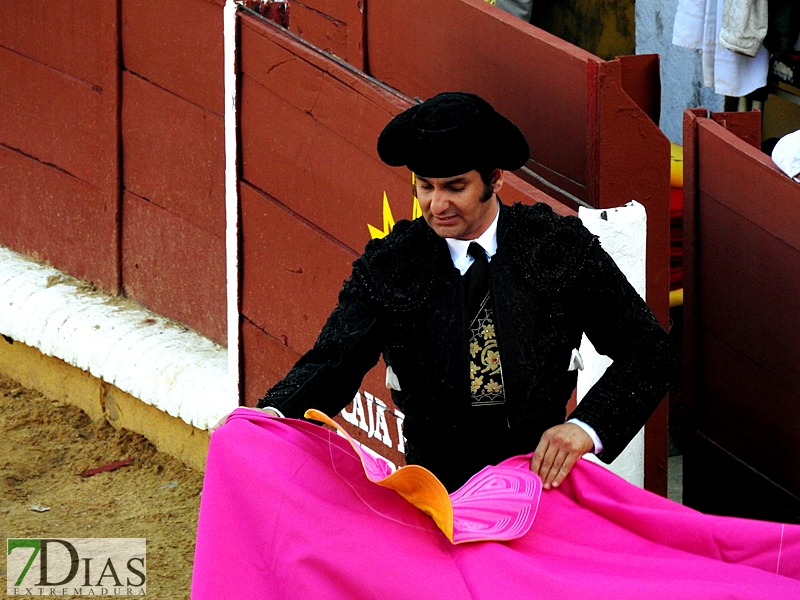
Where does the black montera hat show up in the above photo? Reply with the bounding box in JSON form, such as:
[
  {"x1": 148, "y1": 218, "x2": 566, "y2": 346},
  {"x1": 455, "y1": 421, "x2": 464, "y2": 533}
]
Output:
[{"x1": 377, "y1": 92, "x2": 529, "y2": 178}]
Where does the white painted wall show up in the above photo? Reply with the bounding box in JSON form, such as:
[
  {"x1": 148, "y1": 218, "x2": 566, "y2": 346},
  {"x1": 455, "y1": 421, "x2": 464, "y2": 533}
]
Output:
[{"x1": 636, "y1": 0, "x2": 724, "y2": 144}]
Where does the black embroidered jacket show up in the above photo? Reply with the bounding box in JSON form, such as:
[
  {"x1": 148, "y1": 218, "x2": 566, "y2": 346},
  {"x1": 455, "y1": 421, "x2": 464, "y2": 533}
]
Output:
[{"x1": 259, "y1": 202, "x2": 678, "y2": 490}]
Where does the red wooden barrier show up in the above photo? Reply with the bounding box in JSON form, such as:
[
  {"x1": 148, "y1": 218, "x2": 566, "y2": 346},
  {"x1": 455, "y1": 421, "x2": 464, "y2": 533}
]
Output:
[
  {"x1": 121, "y1": 73, "x2": 225, "y2": 238},
  {"x1": 122, "y1": 191, "x2": 227, "y2": 345},
  {"x1": 244, "y1": 0, "x2": 365, "y2": 69},
  {"x1": 0, "y1": 1, "x2": 120, "y2": 292},
  {"x1": 683, "y1": 109, "x2": 800, "y2": 521},
  {"x1": 0, "y1": 2, "x2": 670, "y2": 481},
  {"x1": 122, "y1": 0, "x2": 226, "y2": 116},
  {"x1": 120, "y1": 0, "x2": 227, "y2": 344},
  {"x1": 0, "y1": 0, "x2": 227, "y2": 344}
]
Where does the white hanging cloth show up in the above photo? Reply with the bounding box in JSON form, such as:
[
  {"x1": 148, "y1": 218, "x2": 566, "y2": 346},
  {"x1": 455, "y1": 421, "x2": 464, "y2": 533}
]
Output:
[
  {"x1": 720, "y1": 0, "x2": 768, "y2": 57},
  {"x1": 673, "y1": 0, "x2": 769, "y2": 97}
]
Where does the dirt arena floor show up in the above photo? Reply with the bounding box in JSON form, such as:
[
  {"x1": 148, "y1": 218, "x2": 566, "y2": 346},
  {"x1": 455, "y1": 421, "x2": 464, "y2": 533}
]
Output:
[{"x1": 0, "y1": 374, "x2": 204, "y2": 599}]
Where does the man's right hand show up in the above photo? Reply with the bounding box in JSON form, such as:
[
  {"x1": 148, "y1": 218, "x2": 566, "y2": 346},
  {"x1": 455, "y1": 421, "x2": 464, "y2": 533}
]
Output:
[{"x1": 530, "y1": 423, "x2": 594, "y2": 489}]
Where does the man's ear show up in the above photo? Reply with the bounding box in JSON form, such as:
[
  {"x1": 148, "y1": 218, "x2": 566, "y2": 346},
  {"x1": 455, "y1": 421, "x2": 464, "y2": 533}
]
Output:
[{"x1": 491, "y1": 168, "x2": 505, "y2": 193}]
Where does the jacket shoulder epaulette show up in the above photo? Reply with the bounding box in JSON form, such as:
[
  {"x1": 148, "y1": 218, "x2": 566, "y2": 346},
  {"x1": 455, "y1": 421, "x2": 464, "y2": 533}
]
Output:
[
  {"x1": 351, "y1": 218, "x2": 444, "y2": 312},
  {"x1": 504, "y1": 202, "x2": 598, "y2": 294}
]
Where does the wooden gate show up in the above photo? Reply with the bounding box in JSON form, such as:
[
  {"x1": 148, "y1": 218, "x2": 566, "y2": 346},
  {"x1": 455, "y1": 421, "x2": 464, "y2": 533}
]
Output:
[{"x1": 683, "y1": 109, "x2": 800, "y2": 522}]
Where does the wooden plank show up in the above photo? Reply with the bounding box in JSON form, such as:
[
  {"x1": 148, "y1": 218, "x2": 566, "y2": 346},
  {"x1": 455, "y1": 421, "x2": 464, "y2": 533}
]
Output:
[
  {"x1": 240, "y1": 16, "x2": 404, "y2": 145},
  {"x1": 122, "y1": 72, "x2": 225, "y2": 238},
  {"x1": 618, "y1": 54, "x2": 661, "y2": 125},
  {"x1": 240, "y1": 14, "x2": 408, "y2": 109},
  {"x1": 239, "y1": 16, "x2": 413, "y2": 252},
  {"x1": 698, "y1": 122, "x2": 800, "y2": 251},
  {"x1": 240, "y1": 182, "x2": 358, "y2": 354},
  {"x1": 709, "y1": 111, "x2": 761, "y2": 150},
  {"x1": 293, "y1": 0, "x2": 358, "y2": 17},
  {"x1": 0, "y1": 0, "x2": 118, "y2": 89},
  {"x1": 122, "y1": 192, "x2": 226, "y2": 345},
  {"x1": 594, "y1": 58, "x2": 670, "y2": 218},
  {"x1": 681, "y1": 108, "x2": 705, "y2": 511},
  {"x1": 240, "y1": 22, "x2": 393, "y2": 146},
  {"x1": 0, "y1": 46, "x2": 119, "y2": 193},
  {"x1": 0, "y1": 145, "x2": 119, "y2": 292},
  {"x1": 306, "y1": 64, "x2": 397, "y2": 148},
  {"x1": 694, "y1": 185, "x2": 800, "y2": 497},
  {"x1": 288, "y1": 2, "x2": 348, "y2": 64},
  {"x1": 698, "y1": 196, "x2": 800, "y2": 383},
  {"x1": 239, "y1": 17, "x2": 326, "y2": 115},
  {"x1": 366, "y1": 0, "x2": 592, "y2": 196},
  {"x1": 245, "y1": 0, "x2": 364, "y2": 69},
  {"x1": 241, "y1": 317, "x2": 302, "y2": 407},
  {"x1": 699, "y1": 334, "x2": 800, "y2": 496},
  {"x1": 0, "y1": 0, "x2": 121, "y2": 294},
  {"x1": 681, "y1": 108, "x2": 705, "y2": 453},
  {"x1": 240, "y1": 74, "x2": 412, "y2": 252},
  {"x1": 691, "y1": 433, "x2": 800, "y2": 523},
  {"x1": 595, "y1": 60, "x2": 671, "y2": 312},
  {"x1": 122, "y1": 0, "x2": 225, "y2": 115},
  {"x1": 501, "y1": 173, "x2": 578, "y2": 217},
  {"x1": 683, "y1": 112, "x2": 800, "y2": 517}
]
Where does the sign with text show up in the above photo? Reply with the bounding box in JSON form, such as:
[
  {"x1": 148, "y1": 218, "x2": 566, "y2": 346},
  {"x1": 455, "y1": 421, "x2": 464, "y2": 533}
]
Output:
[{"x1": 7, "y1": 538, "x2": 146, "y2": 596}]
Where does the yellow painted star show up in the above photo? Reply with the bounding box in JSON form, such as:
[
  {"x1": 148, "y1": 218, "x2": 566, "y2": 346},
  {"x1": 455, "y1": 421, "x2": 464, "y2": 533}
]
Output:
[
  {"x1": 367, "y1": 192, "x2": 396, "y2": 239},
  {"x1": 368, "y1": 175, "x2": 424, "y2": 240}
]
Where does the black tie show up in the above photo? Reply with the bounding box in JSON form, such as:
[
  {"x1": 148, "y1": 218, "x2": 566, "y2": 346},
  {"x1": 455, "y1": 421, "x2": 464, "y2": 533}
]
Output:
[{"x1": 467, "y1": 242, "x2": 489, "y2": 317}]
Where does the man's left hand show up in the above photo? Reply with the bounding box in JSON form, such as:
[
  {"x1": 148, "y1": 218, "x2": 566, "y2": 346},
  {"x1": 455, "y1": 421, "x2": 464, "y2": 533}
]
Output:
[{"x1": 530, "y1": 423, "x2": 594, "y2": 490}]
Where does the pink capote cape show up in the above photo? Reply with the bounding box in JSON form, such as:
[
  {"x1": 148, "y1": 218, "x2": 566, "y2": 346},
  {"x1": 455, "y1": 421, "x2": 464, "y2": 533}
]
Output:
[{"x1": 192, "y1": 409, "x2": 800, "y2": 599}]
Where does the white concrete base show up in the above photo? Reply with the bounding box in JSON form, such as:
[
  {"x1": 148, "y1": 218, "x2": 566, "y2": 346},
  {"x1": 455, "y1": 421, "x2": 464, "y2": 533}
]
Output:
[{"x1": 0, "y1": 246, "x2": 233, "y2": 431}]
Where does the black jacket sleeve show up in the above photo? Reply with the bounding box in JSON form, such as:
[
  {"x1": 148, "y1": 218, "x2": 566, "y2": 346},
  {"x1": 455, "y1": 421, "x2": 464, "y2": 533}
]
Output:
[
  {"x1": 257, "y1": 264, "x2": 384, "y2": 419},
  {"x1": 567, "y1": 238, "x2": 679, "y2": 463}
]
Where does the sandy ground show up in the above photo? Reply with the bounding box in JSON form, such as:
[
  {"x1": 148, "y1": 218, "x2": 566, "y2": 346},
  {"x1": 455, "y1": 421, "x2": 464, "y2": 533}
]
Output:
[{"x1": 0, "y1": 374, "x2": 204, "y2": 599}]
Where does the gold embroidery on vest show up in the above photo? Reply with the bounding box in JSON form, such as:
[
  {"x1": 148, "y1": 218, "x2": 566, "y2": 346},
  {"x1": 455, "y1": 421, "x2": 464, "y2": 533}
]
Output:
[{"x1": 469, "y1": 294, "x2": 505, "y2": 406}]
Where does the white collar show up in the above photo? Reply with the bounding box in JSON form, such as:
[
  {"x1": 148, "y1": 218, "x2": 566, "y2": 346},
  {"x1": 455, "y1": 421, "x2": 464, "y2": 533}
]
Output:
[{"x1": 445, "y1": 206, "x2": 500, "y2": 275}]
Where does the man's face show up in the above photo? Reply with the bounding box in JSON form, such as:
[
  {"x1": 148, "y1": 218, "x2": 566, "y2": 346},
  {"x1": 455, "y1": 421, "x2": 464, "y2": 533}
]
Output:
[{"x1": 415, "y1": 169, "x2": 504, "y2": 240}]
